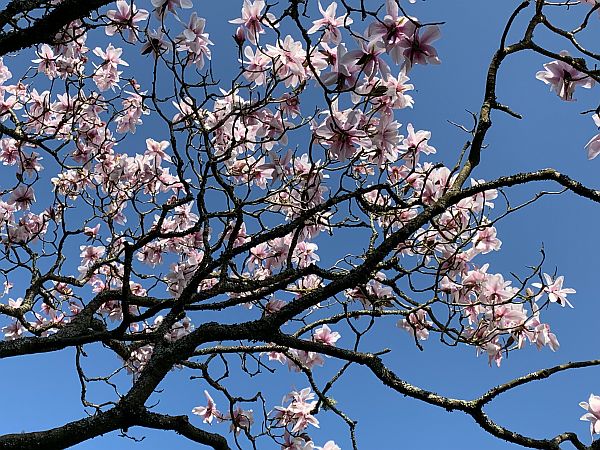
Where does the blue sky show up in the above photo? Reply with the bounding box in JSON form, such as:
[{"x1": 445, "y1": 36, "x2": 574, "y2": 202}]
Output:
[{"x1": 2, "y1": 1, "x2": 600, "y2": 449}]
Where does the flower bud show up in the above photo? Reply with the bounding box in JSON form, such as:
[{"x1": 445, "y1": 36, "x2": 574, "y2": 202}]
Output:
[{"x1": 234, "y1": 26, "x2": 245, "y2": 46}]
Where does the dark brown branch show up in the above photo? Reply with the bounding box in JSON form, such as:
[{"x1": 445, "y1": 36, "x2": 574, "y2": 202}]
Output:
[
  {"x1": 0, "y1": 407, "x2": 123, "y2": 450},
  {"x1": 0, "y1": 0, "x2": 112, "y2": 56},
  {"x1": 134, "y1": 410, "x2": 231, "y2": 450}
]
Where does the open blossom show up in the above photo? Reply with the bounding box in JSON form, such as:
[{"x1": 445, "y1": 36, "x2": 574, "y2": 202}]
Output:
[
  {"x1": 242, "y1": 46, "x2": 271, "y2": 85},
  {"x1": 313, "y1": 324, "x2": 341, "y2": 346},
  {"x1": 229, "y1": 0, "x2": 276, "y2": 45},
  {"x1": 32, "y1": 44, "x2": 58, "y2": 79},
  {"x1": 314, "y1": 107, "x2": 370, "y2": 161},
  {"x1": 151, "y1": 0, "x2": 192, "y2": 17},
  {"x1": 223, "y1": 407, "x2": 254, "y2": 435},
  {"x1": 8, "y1": 185, "x2": 36, "y2": 210},
  {"x1": 307, "y1": 2, "x2": 352, "y2": 44},
  {"x1": 531, "y1": 322, "x2": 560, "y2": 351},
  {"x1": 367, "y1": 0, "x2": 416, "y2": 64},
  {"x1": 287, "y1": 349, "x2": 324, "y2": 371},
  {"x1": 531, "y1": 273, "x2": 575, "y2": 307},
  {"x1": 145, "y1": 138, "x2": 171, "y2": 163},
  {"x1": 141, "y1": 29, "x2": 171, "y2": 57},
  {"x1": 473, "y1": 225, "x2": 502, "y2": 254},
  {"x1": 79, "y1": 245, "x2": 105, "y2": 266},
  {"x1": 282, "y1": 431, "x2": 314, "y2": 450},
  {"x1": 192, "y1": 390, "x2": 221, "y2": 424},
  {"x1": 382, "y1": 71, "x2": 414, "y2": 110},
  {"x1": 398, "y1": 26, "x2": 441, "y2": 71},
  {"x1": 536, "y1": 51, "x2": 594, "y2": 101},
  {"x1": 398, "y1": 310, "x2": 432, "y2": 341},
  {"x1": 400, "y1": 123, "x2": 436, "y2": 161},
  {"x1": 2, "y1": 319, "x2": 25, "y2": 340},
  {"x1": 292, "y1": 241, "x2": 320, "y2": 267},
  {"x1": 93, "y1": 43, "x2": 128, "y2": 68},
  {"x1": 106, "y1": 0, "x2": 149, "y2": 41},
  {"x1": 343, "y1": 34, "x2": 390, "y2": 79},
  {"x1": 580, "y1": 394, "x2": 600, "y2": 435},
  {"x1": 0, "y1": 58, "x2": 11, "y2": 84},
  {"x1": 93, "y1": 44, "x2": 127, "y2": 91},
  {"x1": 273, "y1": 388, "x2": 319, "y2": 433},
  {"x1": 319, "y1": 43, "x2": 359, "y2": 88},
  {"x1": 266, "y1": 35, "x2": 307, "y2": 88},
  {"x1": 176, "y1": 13, "x2": 213, "y2": 69}
]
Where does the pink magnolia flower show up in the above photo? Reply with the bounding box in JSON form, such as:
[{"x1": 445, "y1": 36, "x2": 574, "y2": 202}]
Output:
[
  {"x1": 398, "y1": 26, "x2": 442, "y2": 71},
  {"x1": 473, "y1": 225, "x2": 502, "y2": 254},
  {"x1": 292, "y1": 241, "x2": 320, "y2": 267},
  {"x1": 483, "y1": 341, "x2": 503, "y2": 367},
  {"x1": 229, "y1": 0, "x2": 276, "y2": 45},
  {"x1": 242, "y1": 46, "x2": 271, "y2": 86},
  {"x1": 314, "y1": 106, "x2": 370, "y2": 161},
  {"x1": 279, "y1": 94, "x2": 301, "y2": 118},
  {"x1": 79, "y1": 245, "x2": 106, "y2": 266},
  {"x1": 192, "y1": 390, "x2": 221, "y2": 424},
  {"x1": 176, "y1": 13, "x2": 213, "y2": 69},
  {"x1": 367, "y1": 114, "x2": 403, "y2": 165},
  {"x1": 580, "y1": 394, "x2": 600, "y2": 435},
  {"x1": 106, "y1": 0, "x2": 149, "y2": 41},
  {"x1": 287, "y1": 349, "x2": 324, "y2": 371},
  {"x1": 84, "y1": 224, "x2": 101, "y2": 239},
  {"x1": 17, "y1": 152, "x2": 43, "y2": 178},
  {"x1": 274, "y1": 388, "x2": 319, "y2": 433},
  {"x1": 0, "y1": 58, "x2": 11, "y2": 84},
  {"x1": 531, "y1": 273, "x2": 575, "y2": 307},
  {"x1": 93, "y1": 43, "x2": 129, "y2": 68},
  {"x1": 320, "y1": 442, "x2": 341, "y2": 450},
  {"x1": 586, "y1": 132, "x2": 600, "y2": 160},
  {"x1": 398, "y1": 310, "x2": 432, "y2": 341},
  {"x1": 141, "y1": 29, "x2": 172, "y2": 57},
  {"x1": 382, "y1": 71, "x2": 414, "y2": 110},
  {"x1": 8, "y1": 298, "x2": 22, "y2": 309},
  {"x1": 532, "y1": 322, "x2": 560, "y2": 351},
  {"x1": 319, "y1": 43, "x2": 359, "y2": 88},
  {"x1": 9, "y1": 185, "x2": 36, "y2": 210},
  {"x1": 93, "y1": 66, "x2": 121, "y2": 91},
  {"x1": 282, "y1": 431, "x2": 314, "y2": 450},
  {"x1": 313, "y1": 324, "x2": 341, "y2": 346},
  {"x1": 586, "y1": 114, "x2": 600, "y2": 160},
  {"x1": 343, "y1": 35, "x2": 390, "y2": 79},
  {"x1": 266, "y1": 35, "x2": 307, "y2": 88},
  {"x1": 166, "y1": 316, "x2": 194, "y2": 341},
  {"x1": 400, "y1": 123, "x2": 436, "y2": 164},
  {"x1": 265, "y1": 297, "x2": 286, "y2": 314},
  {"x1": 307, "y1": 2, "x2": 352, "y2": 45},
  {"x1": 2, "y1": 319, "x2": 25, "y2": 340},
  {"x1": 367, "y1": 0, "x2": 416, "y2": 65},
  {"x1": 151, "y1": 0, "x2": 192, "y2": 17},
  {"x1": 536, "y1": 51, "x2": 594, "y2": 101},
  {"x1": 224, "y1": 407, "x2": 254, "y2": 435},
  {"x1": 32, "y1": 44, "x2": 58, "y2": 79},
  {"x1": 145, "y1": 138, "x2": 171, "y2": 163},
  {"x1": 482, "y1": 273, "x2": 514, "y2": 304}
]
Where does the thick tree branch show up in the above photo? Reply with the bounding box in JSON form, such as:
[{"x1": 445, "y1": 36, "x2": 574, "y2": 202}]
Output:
[
  {"x1": 0, "y1": 407, "x2": 123, "y2": 450},
  {"x1": 134, "y1": 410, "x2": 231, "y2": 450},
  {"x1": 0, "y1": 0, "x2": 112, "y2": 56}
]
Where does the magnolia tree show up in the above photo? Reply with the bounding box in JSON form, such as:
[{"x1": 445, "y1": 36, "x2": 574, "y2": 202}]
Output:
[{"x1": 1, "y1": 0, "x2": 600, "y2": 449}]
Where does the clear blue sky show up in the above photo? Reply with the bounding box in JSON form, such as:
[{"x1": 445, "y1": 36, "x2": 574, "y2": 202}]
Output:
[{"x1": 2, "y1": 1, "x2": 600, "y2": 449}]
